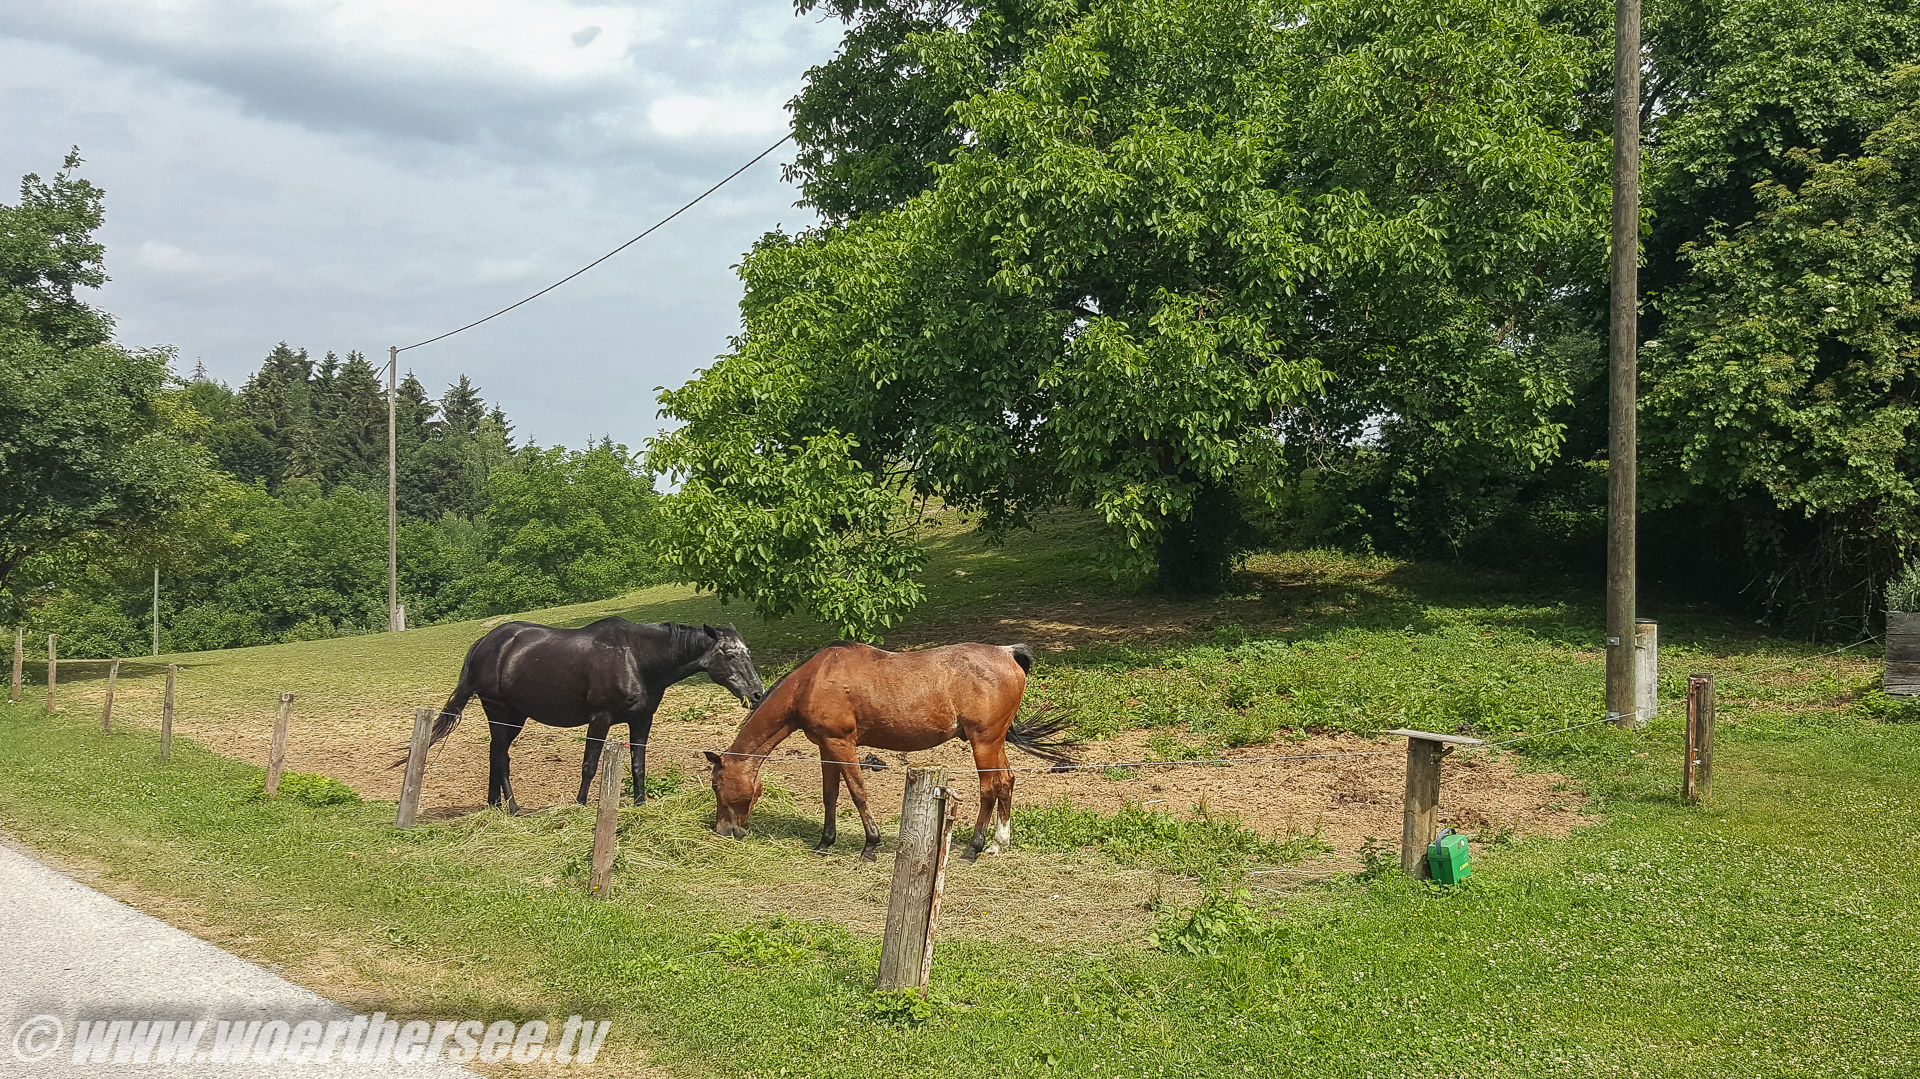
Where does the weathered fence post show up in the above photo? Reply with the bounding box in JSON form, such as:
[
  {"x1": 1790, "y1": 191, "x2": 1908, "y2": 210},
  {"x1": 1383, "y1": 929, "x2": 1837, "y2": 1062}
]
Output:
[
  {"x1": 1386, "y1": 730, "x2": 1484, "y2": 879},
  {"x1": 918, "y1": 788, "x2": 959, "y2": 990},
  {"x1": 395, "y1": 708, "x2": 433, "y2": 829},
  {"x1": 1683, "y1": 673, "x2": 1716, "y2": 803},
  {"x1": 160, "y1": 666, "x2": 176, "y2": 761},
  {"x1": 45, "y1": 634, "x2": 57, "y2": 715},
  {"x1": 589, "y1": 739, "x2": 627, "y2": 898},
  {"x1": 878, "y1": 766, "x2": 949, "y2": 992},
  {"x1": 100, "y1": 658, "x2": 122, "y2": 732},
  {"x1": 265, "y1": 692, "x2": 295, "y2": 798},
  {"x1": 9, "y1": 627, "x2": 21, "y2": 704},
  {"x1": 1633, "y1": 619, "x2": 1659, "y2": 722}
]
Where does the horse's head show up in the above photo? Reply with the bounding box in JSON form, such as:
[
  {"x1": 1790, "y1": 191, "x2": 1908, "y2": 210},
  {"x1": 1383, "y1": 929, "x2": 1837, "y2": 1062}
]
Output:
[
  {"x1": 700, "y1": 625, "x2": 766, "y2": 708},
  {"x1": 704, "y1": 750, "x2": 761, "y2": 838}
]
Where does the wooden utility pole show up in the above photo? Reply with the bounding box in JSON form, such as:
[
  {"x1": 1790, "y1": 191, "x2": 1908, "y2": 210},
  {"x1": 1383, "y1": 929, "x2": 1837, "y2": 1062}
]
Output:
[
  {"x1": 152, "y1": 567, "x2": 160, "y2": 657},
  {"x1": 9, "y1": 628, "x2": 21, "y2": 704},
  {"x1": 878, "y1": 767, "x2": 950, "y2": 991},
  {"x1": 45, "y1": 634, "x2": 57, "y2": 715},
  {"x1": 387, "y1": 346, "x2": 400, "y2": 633},
  {"x1": 1606, "y1": 0, "x2": 1644, "y2": 729},
  {"x1": 101, "y1": 658, "x2": 121, "y2": 732},
  {"x1": 589, "y1": 740, "x2": 627, "y2": 897},
  {"x1": 396, "y1": 707, "x2": 434, "y2": 829}
]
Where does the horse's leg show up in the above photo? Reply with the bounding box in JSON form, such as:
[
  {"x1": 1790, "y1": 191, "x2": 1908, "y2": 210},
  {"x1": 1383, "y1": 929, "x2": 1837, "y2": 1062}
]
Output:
[
  {"x1": 577, "y1": 716, "x2": 612, "y2": 805},
  {"x1": 822, "y1": 738, "x2": 881, "y2": 861},
  {"x1": 816, "y1": 761, "x2": 841, "y2": 854},
  {"x1": 629, "y1": 708, "x2": 657, "y2": 805},
  {"x1": 483, "y1": 705, "x2": 527, "y2": 816},
  {"x1": 967, "y1": 741, "x2": 1014, "y2": 858}
]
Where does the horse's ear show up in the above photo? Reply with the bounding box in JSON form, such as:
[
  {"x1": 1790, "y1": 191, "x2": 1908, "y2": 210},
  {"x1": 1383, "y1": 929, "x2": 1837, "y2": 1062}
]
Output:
[
  {"x1": 703, "y1": 624, "x2": 720, "y2": 639},
  {"x1": 704, "y1": 750, "x2": 722, "y2": 767}
]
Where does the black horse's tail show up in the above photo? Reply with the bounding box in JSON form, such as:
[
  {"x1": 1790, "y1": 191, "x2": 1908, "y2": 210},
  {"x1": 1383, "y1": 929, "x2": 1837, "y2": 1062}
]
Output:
[
  {"x1": 1008, "y1": 702, "x2": 1077, "y2": 771},
  {"x1": 1008, "y1": 643, "x2": 1035, "y2": 673},
  {"x1": 389, "y1": 665, "x2": 477, "y2": 769}
]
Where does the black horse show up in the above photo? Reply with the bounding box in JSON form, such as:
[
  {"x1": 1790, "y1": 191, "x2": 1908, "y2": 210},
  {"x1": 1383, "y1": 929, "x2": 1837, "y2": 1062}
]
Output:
[{"x1": 424, "y1": 618, "x2": 765, "y2": 814}]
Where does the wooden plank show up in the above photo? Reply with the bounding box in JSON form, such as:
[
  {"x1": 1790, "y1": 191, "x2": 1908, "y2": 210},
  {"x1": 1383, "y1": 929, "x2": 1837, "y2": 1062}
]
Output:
[
  {"x1": 1696, "y1": 673, "x2": 1715, "y2": 802},
  {"x1": 1634, "y1": 619, "x2": 1658, "y2": 721},
  {"x1": 1400, "y1": 738, "x2": 1443, "y2": 879},
  {"x1": 160, "y1": 666, "x2": 176, "y2": 761},
  {"x1": 878, "y1": 766, "x2": 947, "y2": 991},
  {"x1": 395, "y1": 708, "x2": 433, "y2": 829},
  {"x1": 917, "y1": 787, "x2": 958, "y2": 990},
  {"x1": 100, "y1": 658, "x2": 122, "y2": 732},
  {"x1": 589, "y1": 740, "x2": 627, "y2": 898},
  {"x1": 264, "y1": 692, "x2": 294, "y2": 798},
  {"x1": 1382, "y1": 728, "x2": 1485, "y2": 746}
]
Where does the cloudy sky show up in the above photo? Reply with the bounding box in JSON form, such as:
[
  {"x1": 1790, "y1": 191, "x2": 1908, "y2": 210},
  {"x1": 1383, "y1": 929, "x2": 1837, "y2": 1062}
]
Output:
[{"x1": 0, "y1": 0, "x2": 846, "y2": 449}]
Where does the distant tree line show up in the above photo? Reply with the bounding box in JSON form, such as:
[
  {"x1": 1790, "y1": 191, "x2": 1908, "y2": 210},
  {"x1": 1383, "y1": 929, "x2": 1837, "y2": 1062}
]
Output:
[{"x1": 1, "y1": 157, "x2": 664, "y2": 656}]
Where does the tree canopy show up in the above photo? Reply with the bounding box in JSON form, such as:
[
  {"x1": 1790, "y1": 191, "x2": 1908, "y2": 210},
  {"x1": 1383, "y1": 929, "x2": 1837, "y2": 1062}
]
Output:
[{"x1": 652, "y1": 0, "x2": 1608, "y2": 638}]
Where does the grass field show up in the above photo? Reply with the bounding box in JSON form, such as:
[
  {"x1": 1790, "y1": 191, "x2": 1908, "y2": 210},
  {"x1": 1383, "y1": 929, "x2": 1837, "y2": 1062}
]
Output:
[{"x1": 3, "y1": 514, "x2": 1916, "y2": 1077}]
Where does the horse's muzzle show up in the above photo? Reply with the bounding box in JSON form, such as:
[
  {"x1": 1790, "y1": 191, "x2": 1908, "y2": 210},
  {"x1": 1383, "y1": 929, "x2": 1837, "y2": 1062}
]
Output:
[{"x1": 715, "y1": 822, "x2": 748, "y2": 840}]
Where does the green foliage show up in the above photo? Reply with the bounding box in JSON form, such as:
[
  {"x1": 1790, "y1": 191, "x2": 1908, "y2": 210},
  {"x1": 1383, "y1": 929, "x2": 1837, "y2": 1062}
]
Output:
[
  {"x1": 1644, "y1": 59, "x2": 1920, "y2": 631},
  {"x1": 858, "y1": 989, "x2": 948, "y2": 1026},
  {"x1": 246, "y1": 770, "x2": 362, "y2": 807},
  {"x1": 1150, "y1": 888, "x2": 1275, "y2": 956},
  {"x1": 1888, "y1": 560, "x2": 1920, "y2": 614},
  {"x1": 0, "y1": 153, "x2": 224, "y2": 624},
  {"x1": 653, "y1": 0, "x2": 1606, "y2": 637},
  {"x1": 468, "y1": 442, "x2": 664, "y2": 612},
  {"x1": 703, "y1": 917, "x2": 817, "y2": 965},
  {"x1": 1354, "y1": 836, "x2": 1400, "y2": 882}
]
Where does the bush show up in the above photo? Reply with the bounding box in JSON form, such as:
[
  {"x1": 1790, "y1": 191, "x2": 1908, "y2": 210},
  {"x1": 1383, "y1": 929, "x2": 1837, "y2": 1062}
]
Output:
[
  {"x1": 1887, "y1": 563, "x2": 1920, "y2": 614},
  {"x1": 1151, "y1": 889, "x2": 1276, "y2": 957}
]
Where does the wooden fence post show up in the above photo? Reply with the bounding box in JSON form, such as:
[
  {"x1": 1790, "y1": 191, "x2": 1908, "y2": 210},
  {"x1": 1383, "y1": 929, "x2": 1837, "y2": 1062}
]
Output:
[
  {"x1": 1386, "y1": 730, "x2": 1484, "y2": 879},
  {"x1": 1634, "y1": 619, "x2": 1659, "y2": 722},
  {"x1": 264, "y1": 692, "x2": 294, "y2": 798},
  {"x1": 9, "y1": 627, "x2": 21, "y2": 704},
  {"x1": 100, "y1": 658, "x2": 122, "y2": 732},
  {"x1": 589, "y1": 739, "x2": 628, "y2": 898},
  {"x1": 918, "y1": 788, "x2": 959, "y2": 990},
  {"x1": 395, "y1": 708, "x2": 433, "y2": 829},
  {"x1": 1683, "y1": 673, "x2": 1716, "y2": 803},
  {"x1": 878, "y1": 766, "x2": 949, "y2": 992},
  {"x1": 45, "y1": 634, "x2": 56, "y2": 715},
  {"x1": 160, "y1": 666, "x2": 176, "y2": 761}
]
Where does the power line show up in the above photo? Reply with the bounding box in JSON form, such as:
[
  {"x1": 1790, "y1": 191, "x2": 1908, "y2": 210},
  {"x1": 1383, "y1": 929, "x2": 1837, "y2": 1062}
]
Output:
[{"x1": 394, "y1": 133, "x2": 795, "y2": 354}]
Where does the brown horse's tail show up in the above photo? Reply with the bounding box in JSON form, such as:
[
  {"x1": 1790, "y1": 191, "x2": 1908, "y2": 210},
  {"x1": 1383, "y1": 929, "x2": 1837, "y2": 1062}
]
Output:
[
  {"x1": 388, "y1": 675, "x2": 476, "y2": 769},
  {"x1": 1008, "y1": 702, "x2": 1077, "y2": 772}
]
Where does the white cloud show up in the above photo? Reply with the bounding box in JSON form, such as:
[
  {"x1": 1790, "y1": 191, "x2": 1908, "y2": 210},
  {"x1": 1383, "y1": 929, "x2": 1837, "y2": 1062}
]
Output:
[{"x1": 0, "y1": 1, "x2": 845, "y2": 448}]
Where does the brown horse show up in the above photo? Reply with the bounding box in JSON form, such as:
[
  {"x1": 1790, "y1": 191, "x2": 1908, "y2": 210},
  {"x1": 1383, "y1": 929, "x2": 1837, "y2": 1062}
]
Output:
[{"x1": 704, "y1": 641, "x2": 1073, "y2": 861}]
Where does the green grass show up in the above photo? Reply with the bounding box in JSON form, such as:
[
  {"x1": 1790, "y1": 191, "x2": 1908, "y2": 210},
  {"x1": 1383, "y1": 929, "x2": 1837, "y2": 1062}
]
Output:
[{"x1": 3, "y1": 514, "x2": 1918, "y2": 1076}]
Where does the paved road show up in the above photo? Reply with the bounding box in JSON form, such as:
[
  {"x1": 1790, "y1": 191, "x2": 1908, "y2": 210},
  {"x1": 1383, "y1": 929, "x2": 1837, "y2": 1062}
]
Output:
[{"x1": 0, "y1": 842, "x2": 480, "y2": 1077}]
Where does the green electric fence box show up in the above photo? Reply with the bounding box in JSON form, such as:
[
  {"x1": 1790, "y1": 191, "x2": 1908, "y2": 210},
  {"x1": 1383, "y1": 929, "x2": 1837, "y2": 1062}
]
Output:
[{"x1": 1427, "y1": 828, "x2": 1472, "y2": 885}]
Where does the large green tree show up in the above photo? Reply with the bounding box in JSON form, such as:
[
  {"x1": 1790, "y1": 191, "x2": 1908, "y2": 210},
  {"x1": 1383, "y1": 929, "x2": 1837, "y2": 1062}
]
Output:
[
  {"x1": 0, "y1": 153, "x2": 219, "y2": 623},
  {"x1": 651, "y1": 0, "x2": 1606, "y2": 637}
]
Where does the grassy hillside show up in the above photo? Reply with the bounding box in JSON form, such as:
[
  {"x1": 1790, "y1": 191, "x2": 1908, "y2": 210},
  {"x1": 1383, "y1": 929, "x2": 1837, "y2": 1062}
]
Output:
[{"x1": 3, "y1": 513, "x2": 1916, "y2": 1078}]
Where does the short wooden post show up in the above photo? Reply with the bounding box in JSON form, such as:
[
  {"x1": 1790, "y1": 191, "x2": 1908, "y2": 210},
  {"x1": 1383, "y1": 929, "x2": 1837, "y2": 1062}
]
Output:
[
  {"x1": 45, "y1": 634, "x2": 56, "y2": 715},
  {"x1": 395, "y1": 707, "x2": 433, "y2": 829},
  {"x1": 918, "y1": 788, "x2": 959, "y2": 990},
  {"x1": 1683, "y1": 673, "x2": 1716, "y2": 803},
  {"x1": 10, "y1": 627, "x2": 22, "y2": 703},
  {"x1": 100, "y1": 658, "x2": 122, "y2": 731},
  {"x1": 264, "y1": 692, "x2": 294, "y2": 798},
  {"x1": 160, "y1": 666, "x2": 176, "y2": 760},
  {"x1": 1633, "y1": 619, "x2": 1658, "y2": 722},
  {"x1": 1386, "y1": 729, "x2": 1483, "y2": 879},
  {"x1": 589, "y1": 740, "x2": 627, "y2": 898},
  {"x1": 878, "y1": 766, "x2": 948, "y2": 992}
]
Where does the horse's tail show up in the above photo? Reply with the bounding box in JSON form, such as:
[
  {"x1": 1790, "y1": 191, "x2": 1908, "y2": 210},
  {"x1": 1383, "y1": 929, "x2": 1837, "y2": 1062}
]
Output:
[
  {"x1": 1008, "y1": 702, "x2": 1077, "y2": 772},
  {"x1": 389, "y1": 666, "x2": 477, "y2": 769},
  {"x1": 1008, "y1": 643, "x2": 1035, "y2": 673}
]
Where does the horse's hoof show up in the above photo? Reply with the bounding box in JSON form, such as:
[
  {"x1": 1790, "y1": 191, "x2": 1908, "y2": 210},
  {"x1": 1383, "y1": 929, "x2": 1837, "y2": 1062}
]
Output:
[
  {"x1": 962, "y1": 846, "x2": 983, "y2": 863},
  {"x1": 814, "y1": 844, "x2": 833, "y2": 856},
  {"x1": 860, "y1": 847, "x2": 878, "y2": 862}
]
